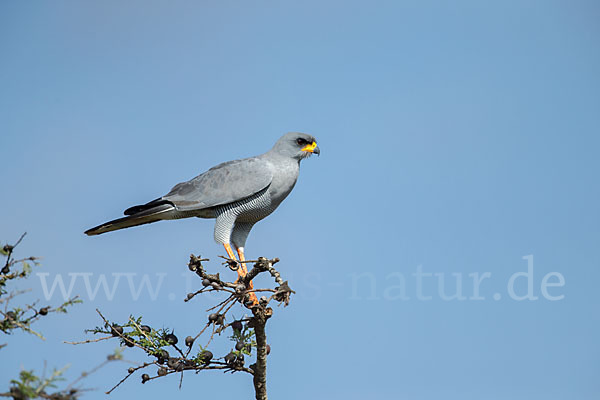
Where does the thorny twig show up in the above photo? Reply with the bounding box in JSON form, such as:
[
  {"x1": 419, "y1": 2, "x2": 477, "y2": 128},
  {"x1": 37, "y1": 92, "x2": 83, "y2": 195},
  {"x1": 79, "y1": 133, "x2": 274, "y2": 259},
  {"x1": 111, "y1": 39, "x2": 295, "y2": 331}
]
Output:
[
  {"x1": 1, "y1": 234, "x2": 80, "y2": 342},
  {"x1": 1, "y1": 232, "x2": 27, "y2": 273},
  {"x1": 72, "y1": 254, "x2": 293, "y2": 400}
]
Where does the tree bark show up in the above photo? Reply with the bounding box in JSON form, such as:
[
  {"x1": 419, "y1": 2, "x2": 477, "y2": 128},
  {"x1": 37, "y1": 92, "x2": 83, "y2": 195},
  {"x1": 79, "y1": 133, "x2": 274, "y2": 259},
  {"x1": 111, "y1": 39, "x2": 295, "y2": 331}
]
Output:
[{"x1": 252, "y1": 309, "x2": 268, "y2": 400}]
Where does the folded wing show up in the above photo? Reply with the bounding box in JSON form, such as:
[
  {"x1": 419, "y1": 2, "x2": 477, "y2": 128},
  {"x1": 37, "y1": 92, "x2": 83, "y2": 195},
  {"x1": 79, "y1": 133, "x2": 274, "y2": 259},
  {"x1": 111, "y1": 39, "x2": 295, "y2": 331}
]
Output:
[{"x1": 162, "y1": 157, "x2": 273, "y2": 211}]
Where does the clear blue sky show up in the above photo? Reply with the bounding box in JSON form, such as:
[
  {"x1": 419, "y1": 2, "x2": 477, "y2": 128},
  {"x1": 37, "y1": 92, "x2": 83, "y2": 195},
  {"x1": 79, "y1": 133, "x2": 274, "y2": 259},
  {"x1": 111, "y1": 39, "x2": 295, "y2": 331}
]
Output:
[{"x1": 1, "y1": 1, "x2": 599, "y2": 399}]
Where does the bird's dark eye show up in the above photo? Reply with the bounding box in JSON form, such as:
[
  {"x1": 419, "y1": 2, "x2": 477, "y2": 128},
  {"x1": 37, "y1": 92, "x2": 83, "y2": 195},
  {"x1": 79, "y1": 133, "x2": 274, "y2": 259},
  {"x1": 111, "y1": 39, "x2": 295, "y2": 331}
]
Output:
[{"x1": 296, "y1": 138, "x2": 308, "y2": 146}]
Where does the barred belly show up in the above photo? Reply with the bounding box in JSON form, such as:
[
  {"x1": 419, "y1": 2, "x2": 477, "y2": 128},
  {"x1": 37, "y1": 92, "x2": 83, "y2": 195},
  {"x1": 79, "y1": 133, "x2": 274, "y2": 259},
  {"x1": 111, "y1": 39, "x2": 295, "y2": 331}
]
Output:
[{"x1": 212, "y1": 186, "x2": 277, "y2": 244}]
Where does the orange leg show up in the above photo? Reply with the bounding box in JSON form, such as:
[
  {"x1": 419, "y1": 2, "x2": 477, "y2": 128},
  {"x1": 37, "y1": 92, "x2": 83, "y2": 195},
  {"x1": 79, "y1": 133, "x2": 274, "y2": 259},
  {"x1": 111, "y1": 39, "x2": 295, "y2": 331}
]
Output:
[
  {"x1": 223, "y1": 243, "x2": 243, "y2": 278},
  {"x1": 223, "y1": 244, "x2": 257, "y2": 305},
  {"x1": 237, "y1": 248, "x2": 253, "y2": 290},
  {"x1": 237, "y1": 247, "x2": 258, "y2": 304}
]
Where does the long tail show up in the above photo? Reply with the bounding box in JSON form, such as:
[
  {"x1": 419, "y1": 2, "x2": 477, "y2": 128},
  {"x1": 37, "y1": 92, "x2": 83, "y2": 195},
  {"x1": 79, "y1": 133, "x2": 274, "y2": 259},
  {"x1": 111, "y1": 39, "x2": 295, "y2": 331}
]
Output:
[{"x1": 85, "y1": 199, "x2": 175, "y2": 236}]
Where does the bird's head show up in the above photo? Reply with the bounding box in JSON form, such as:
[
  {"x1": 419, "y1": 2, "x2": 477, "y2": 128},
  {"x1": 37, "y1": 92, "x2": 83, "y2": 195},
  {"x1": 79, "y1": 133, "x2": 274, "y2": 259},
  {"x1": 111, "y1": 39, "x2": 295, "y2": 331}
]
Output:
[{"x1": 271, "y1": 132, "x2": 320, "y2": 160}]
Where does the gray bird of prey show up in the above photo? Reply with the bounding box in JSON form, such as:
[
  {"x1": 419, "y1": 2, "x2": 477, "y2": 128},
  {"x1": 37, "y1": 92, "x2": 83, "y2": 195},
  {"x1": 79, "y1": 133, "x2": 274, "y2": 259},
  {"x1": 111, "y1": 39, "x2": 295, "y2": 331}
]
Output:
[{"x1": 85, "y1": 132, "x2": 319, "y2": 293}]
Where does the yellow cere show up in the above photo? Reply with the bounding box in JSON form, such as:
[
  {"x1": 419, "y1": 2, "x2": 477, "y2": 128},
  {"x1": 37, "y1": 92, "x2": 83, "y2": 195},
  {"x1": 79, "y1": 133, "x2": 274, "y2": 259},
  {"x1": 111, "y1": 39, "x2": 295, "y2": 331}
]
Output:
[{"x1": 301, "y1": 141, "x2": 317, "y2": 152}]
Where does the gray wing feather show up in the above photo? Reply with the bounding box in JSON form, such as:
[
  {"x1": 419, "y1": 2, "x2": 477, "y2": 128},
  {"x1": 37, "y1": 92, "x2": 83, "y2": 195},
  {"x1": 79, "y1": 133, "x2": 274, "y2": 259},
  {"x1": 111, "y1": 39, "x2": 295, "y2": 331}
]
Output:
[{"x1": 162, "y1": 157, "x2": 273, "y2": 211}]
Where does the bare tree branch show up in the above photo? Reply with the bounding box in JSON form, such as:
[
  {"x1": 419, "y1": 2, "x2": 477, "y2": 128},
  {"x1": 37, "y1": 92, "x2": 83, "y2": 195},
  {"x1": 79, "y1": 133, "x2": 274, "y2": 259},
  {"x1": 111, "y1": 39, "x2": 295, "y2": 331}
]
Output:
[{"x1": 72, "y1": 253, "x2": 294, "y2": 399}]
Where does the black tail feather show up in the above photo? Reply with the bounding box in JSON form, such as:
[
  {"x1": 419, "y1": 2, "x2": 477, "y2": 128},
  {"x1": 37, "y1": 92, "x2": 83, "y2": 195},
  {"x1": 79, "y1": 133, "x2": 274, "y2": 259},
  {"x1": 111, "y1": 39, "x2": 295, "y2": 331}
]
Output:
[
  {"x1": 124, "y1": 198, "x2": 174, "y2": 215},
  {"x1": 85, "y1": 203, "x2": 175, "y2": 236}
]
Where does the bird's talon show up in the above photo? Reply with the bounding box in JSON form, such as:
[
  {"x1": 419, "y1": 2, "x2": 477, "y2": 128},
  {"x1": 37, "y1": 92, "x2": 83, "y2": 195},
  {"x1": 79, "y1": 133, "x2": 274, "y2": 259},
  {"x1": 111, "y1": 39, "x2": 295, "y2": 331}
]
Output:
[{"x1": 243, "y1": 292, "x2": 259, "y2": 308}]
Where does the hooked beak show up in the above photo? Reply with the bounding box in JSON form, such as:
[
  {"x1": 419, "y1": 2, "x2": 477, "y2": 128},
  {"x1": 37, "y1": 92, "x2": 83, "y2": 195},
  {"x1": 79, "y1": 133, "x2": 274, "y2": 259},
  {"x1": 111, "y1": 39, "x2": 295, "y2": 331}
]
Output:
[{"x1": 301, "y1": 141, "x2": 320, "y2": 156}]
